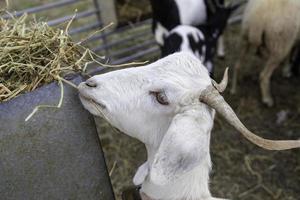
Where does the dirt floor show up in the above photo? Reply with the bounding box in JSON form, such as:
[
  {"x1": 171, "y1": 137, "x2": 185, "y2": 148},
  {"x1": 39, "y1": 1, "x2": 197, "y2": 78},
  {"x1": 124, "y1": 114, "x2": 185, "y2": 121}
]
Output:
[{"x1": 96, "y1": 23, "x2": 300, "y2": 200}]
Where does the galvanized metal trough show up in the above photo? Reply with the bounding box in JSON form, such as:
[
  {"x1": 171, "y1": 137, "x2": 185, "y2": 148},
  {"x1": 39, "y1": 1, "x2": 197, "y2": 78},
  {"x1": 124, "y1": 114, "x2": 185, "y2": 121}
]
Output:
[{"x1": 0, "y1": 76, "x2": 115, "y2": 200}]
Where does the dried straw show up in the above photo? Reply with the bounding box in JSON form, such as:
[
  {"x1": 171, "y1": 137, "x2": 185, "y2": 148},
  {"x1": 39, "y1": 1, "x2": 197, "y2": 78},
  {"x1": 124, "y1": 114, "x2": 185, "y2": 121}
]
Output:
[
  {"x1": 0, "y1": 13, "x2": 147, "y2": 121},
  {"x1": 0, "y1": 14, "x2": 90, "y2": 102}
]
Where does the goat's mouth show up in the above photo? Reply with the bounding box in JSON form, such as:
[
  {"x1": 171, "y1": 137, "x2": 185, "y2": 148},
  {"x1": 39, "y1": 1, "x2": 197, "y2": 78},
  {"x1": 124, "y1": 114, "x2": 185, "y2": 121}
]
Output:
[{"x1": 79, "y1": 94, "x2": 106, "y2": 110}]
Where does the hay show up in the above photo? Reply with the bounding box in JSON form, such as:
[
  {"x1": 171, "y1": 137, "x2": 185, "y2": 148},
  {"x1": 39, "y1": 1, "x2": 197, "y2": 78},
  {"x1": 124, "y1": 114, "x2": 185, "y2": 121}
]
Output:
[
  {"x1": 0, "y1": 13, "x2": 91, "y2": 102},
  {"x1": 0, "y1": 12, "x2": 147, "y2": 120}
]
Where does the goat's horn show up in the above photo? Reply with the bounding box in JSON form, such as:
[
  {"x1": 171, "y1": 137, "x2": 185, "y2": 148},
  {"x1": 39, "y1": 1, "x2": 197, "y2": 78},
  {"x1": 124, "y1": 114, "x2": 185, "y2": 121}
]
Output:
[
  {"x1": 199, "y1": 74, "x2": 300, "y2": 151},
  {"x1": 212, "y1": 67, "x2": 228, "y2": 93}
]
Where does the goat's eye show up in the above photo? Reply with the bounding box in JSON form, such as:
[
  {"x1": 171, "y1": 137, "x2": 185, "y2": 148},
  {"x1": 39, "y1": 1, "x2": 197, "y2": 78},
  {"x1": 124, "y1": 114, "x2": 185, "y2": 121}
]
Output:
[{"x1": 150, "y1": 91, "x2": 169, "y2": 105}]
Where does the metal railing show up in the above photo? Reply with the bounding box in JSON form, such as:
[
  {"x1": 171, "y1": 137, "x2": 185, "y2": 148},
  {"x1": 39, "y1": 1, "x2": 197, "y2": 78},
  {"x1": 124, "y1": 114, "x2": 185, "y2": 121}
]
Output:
[
  {"x1": 2, "y1": 0, "x2": 159, "y2": 73},
  {"x1": 2, "y1": 0, "x2": 245, "y2": 75},
  {"x1": 2, "y1": 0, "x2": 80, "y2": 18}
]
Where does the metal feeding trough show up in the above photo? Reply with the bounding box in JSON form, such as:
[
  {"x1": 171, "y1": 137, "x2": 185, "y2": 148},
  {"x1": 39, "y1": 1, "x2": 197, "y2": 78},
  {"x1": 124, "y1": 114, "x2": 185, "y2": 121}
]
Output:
[{"x1": 0, "y1": 76, "x2": 115, "y2": 200}]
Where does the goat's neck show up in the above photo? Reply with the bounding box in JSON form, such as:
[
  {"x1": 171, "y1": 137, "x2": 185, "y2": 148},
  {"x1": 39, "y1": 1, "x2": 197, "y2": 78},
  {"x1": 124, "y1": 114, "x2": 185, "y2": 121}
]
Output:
[
  {"x1": 140, "y1": 144, "x2": 212, "y2": 200},
  {"x1": 150, "y1": 0, "x2": 180, "y2": 30}
]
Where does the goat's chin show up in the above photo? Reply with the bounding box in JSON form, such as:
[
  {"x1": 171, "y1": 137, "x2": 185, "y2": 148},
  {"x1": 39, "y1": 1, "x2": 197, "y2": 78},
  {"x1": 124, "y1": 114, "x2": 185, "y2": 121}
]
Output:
[{"x1": 79, "y1": 95, "x2": 104, "y2": 117}]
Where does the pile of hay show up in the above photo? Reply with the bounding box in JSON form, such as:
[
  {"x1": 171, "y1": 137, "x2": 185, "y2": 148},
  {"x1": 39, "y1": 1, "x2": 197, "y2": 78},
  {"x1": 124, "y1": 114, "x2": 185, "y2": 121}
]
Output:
[{"x1": 0, "y1": 14, "x2": 102, "y2": 102}]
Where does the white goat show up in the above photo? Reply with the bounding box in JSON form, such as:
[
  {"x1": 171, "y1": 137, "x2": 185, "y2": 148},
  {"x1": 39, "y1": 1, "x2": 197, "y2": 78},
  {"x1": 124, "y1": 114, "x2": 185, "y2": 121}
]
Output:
[
  {"x1": 78, "y1": 52, "x2": 300, "y2": 200},
  {"x1": 230, "y1": 0, "x2": 300, "y2": 107}
]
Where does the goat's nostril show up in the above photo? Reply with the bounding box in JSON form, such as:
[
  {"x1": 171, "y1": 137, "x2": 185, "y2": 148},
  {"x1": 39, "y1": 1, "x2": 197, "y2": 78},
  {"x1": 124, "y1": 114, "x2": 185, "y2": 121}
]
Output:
[{"x1": 85, "y1": 80, "x2": 97, "y2": 88}]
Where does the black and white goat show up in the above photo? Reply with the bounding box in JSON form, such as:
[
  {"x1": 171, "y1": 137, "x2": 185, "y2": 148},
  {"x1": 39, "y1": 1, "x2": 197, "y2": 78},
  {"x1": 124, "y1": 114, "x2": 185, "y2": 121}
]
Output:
[
  {"x1": 150, "y1": 0, "x2": 226, "y2": 57},
  {"x1": 161, "y1": 3, "x2": 238, "y2": 75}
]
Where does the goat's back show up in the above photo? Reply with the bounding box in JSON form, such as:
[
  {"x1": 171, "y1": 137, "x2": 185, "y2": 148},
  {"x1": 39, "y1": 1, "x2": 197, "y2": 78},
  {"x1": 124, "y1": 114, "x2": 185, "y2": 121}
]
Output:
[{"x1": 242, "y1": 0, "x2": 300, "y2": 56}]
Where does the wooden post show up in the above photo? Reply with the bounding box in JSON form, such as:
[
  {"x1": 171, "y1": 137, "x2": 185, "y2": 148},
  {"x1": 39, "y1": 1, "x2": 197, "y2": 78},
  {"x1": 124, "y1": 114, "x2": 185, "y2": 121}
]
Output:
[{"x1": 94, "y1": 0, "x2": 118, "y2": 28}]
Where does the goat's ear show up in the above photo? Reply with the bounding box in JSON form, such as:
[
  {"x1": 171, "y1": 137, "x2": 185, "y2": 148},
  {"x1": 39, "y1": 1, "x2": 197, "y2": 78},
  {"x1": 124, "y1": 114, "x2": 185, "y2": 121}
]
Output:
[{"x1": 149, "y1": 109, "x2": 210, "y2": 185}]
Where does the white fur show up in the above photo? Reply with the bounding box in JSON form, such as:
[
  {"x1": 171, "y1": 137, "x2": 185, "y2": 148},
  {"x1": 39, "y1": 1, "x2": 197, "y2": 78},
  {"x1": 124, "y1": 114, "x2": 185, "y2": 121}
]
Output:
[
  {"x1": 78, "y1": 52, "x2": 227, "y2": 200},
  {"x1": 133, "y1": 161, "x2": 149, "y2": 185},
  {"x1": 174, "y1": 0, "x2": 207, "y2": 25},
  {"x1": 153, "y1": 0, "x2": 206, "y2": 46},
  {"x1": 232, "y1": 0, "x2": 300, "y2": 106},
  {"x1": 170, "y1": 25, "x2": 206, "y2": 64},
  {"x1": 155, "y1": 22, "x2": 169, "y2": 45}
]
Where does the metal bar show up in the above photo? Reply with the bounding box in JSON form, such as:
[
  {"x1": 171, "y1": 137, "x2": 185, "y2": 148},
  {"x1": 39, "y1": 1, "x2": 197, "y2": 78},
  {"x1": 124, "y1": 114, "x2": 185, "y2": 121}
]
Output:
[
  {"x1": 92, "y1": 0, "x2": 109, "y2": 55},
  {"x1": 2, "y1": 0, "x2": 79, "y2": 19},
  {"x1": 88, "y1": 13, "x2": 242, "y2": 74},
  {"x1": 92, "y1": 0, "x2": 103, "y2": 24},
  {"x1": 111, "y1": 46, "x2": 159, "y2": 65},
  {"x1": 87, "y1": 42, "x2": 158, "y2": 76},
  {"x1": 87, "y1": 44, "x2": 159, "y2": 76},
  {"x1": 92, "y1": 29, "x2": 152, "y2": 53},
  {"x1": 69, "y1": 22, "x2": 102, "y2": 35},
  {"x1": 110, "y1": 39, "x2": 156, "y2": 58},
  {"x1": 47, "y1": 9, "x2": 98, "y2": 26},
  {"x1": 88, "y1": 66, "x2": 106, "y2": 76},
  {"x1": 84, "y1": 12, "x2": 240, "y2": 45},
  {"x1": 82, "y1": 19, "x2": 152, "y2": 44}
]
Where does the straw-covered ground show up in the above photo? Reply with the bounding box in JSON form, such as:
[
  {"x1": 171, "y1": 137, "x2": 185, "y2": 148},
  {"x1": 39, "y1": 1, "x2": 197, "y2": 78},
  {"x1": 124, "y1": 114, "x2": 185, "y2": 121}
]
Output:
[{"x1": 96, "y1": 24, "x2": 300, "y2": 200}]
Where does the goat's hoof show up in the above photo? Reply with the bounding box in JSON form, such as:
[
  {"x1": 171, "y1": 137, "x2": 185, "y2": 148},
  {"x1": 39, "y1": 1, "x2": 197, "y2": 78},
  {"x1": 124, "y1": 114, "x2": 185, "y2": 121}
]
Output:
[{"x1": 262, "y1": 97, "x2": 274, "y2": 107}]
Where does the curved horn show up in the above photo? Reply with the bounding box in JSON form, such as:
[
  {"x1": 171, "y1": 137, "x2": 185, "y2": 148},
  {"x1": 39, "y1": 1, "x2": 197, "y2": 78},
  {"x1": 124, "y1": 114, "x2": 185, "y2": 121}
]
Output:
[
  {"x1": 212, "y1": 67, "x2": 228, "y2": 93},
  {"x1": 199, "y1": 79, "x2": 300, "y2": 151}
]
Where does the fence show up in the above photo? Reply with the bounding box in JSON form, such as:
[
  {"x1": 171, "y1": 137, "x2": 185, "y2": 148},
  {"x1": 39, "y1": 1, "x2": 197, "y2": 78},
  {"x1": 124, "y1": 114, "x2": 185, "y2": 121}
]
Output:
[
  {"x1": 2, "y1": 0, "x2": 245, "y2": 75},
  {"x1": 2, "y1": 0, "x2": 158, "y2": 74}
]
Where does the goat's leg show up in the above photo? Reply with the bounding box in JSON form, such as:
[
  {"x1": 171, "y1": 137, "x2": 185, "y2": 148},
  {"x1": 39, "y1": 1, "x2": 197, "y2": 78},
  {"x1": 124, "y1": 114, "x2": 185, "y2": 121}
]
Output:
[
  {"x1": 282, "y1": 60, "x2": 292, "y2": 78},
  {"x1": 282, "y1": 46, "x2": 299, "y2": 78},
  {"x1": 230, "y1": 42, "x2": 249, "y2": 94},
  {"x1": 291, "y1": 46, "x2": 300, "y2": 76},
  {"x1": 259, "y1": 57, "x2": 281, "y2": 107},
  {"x1": 217, "y1": 35, "x2": 225, "y2": 58}
]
